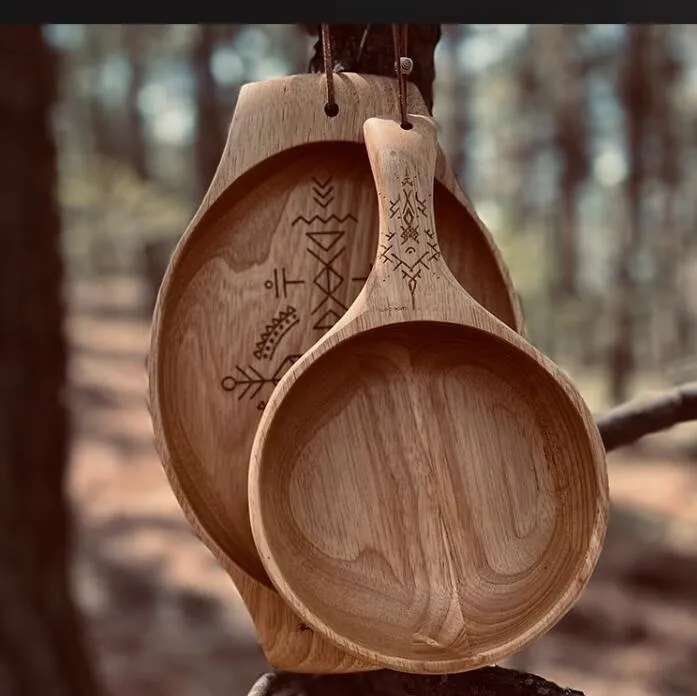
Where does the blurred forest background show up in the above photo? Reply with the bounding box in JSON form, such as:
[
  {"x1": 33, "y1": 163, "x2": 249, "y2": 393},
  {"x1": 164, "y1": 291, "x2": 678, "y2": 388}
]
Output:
[{"x1": 6, "y1": 22, "x2": 697, "y2": 696}]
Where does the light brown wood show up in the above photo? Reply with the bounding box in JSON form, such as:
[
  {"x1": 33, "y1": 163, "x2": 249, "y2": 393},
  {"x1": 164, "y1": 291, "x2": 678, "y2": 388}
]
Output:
[
  {"x1": 248, "y1": 115, "x2": 610, "y2": 675},
  {"x1": 148, "y1": 74, "x2": 524, "y2": 673}
]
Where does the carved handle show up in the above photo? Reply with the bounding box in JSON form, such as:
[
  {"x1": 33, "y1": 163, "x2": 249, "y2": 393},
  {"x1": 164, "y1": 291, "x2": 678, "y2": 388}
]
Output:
[{"x1": 363, "y1": 115, "x2": 446, "y2": 310}]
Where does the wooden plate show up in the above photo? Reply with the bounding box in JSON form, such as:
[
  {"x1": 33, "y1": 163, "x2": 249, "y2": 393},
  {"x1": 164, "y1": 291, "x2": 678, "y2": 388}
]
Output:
[{"x1": 147, "y1": 73, "x2": 525, "y2": 672}]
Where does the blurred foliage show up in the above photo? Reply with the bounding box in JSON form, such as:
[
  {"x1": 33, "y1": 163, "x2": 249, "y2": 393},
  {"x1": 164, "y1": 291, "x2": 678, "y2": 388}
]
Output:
[{"x1": 60, "y1": 158, "x2": 191, "y2": 276}]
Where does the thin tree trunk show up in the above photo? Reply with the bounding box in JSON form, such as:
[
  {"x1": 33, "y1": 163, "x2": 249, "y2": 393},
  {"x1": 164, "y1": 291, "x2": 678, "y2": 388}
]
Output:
[
  {"x1": 83, "y1": 28, "x2": 118, "y2": 162},
  {"x1": 0, "y1": 26, "x2": 99, "y2": 696},
  {"x1": 123, "y1": 25, "x2": 148, "y2": 180},
  {"x1": 446, "y1": 25, "x2": 470, "y2": 188},
  {"x1": 193, "y1": 24, "x2": 224, "y2": 199},
  {"x1": 552, "y1": 26, "x2": 588, "y2": 301},
  {"x1": 609, "y1": 25, "x2": 651, "y2": 404},
  {"x1": 653, "y1": 28, "x2": 690, "y2": 362},
  {"x1": 510, "y1": 26, "x2": 544, "y2": 235}
]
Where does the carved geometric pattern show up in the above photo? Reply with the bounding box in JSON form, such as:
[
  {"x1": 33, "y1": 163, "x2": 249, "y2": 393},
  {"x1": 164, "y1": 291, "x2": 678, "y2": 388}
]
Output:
[
  {"x1": 380, "y1": 168, "x2": 434, "y2": 308},
  {"x1": 306, "y1": 245, "x2": 348, "y2": 330},
  {"x1": 311, "y1": 176, "x2": 335, "y2": 209},
  {"x1": 264, "y1": 267, "x2": 305, "y2": 299},
  {"x1": 224, "y1": 169, "x2": 364, "y2": 411},
  {"x1": 291, "y1": 213, "x2": 357, "y2": 226},
  {"x1": 221, "y1": 353, "x2": 302, "y2": 410},
  {"x1": 253, "y1": 305, "x2": 299, "y2": 361}
]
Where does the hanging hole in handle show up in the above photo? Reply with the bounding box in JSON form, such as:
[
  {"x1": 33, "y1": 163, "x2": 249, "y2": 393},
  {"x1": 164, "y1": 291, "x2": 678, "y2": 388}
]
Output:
[
  {"x1": 324, "y1": 102, "x2": 339, "y2": 117},
  {"x1": 401, "y1": 121, "x2": 413, "y2": 130}
]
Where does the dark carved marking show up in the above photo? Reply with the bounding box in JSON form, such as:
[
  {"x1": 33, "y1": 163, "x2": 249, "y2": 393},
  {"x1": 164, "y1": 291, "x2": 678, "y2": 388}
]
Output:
[
  {"x1": 222, "y1": 354, "x2": 302, "y2": 409},
  {"x1": 291, "y1": 213, "x2": 358, "y2": 226},
  {"x1": 415, "y1": 190, "x2": 428, "y2": 217},
  {"x1": 254, "y1": 306, "x2": 299, "y2": 361},
  {"x1": 221, "y1": 365, "x2": 268, "y2": 400},
  {"x1": 388, "y1": 198, "x2": 400, "y2": 218},
  {"x1": 307, "y1": 246, "x2": 348, "y2": 322},
  {"x1": 378, "y1": 169, "x2": 435, "y2": 308},
  {"x1": 306, "y1": 230, "x2": 344, "y2": 252},
  {"x1": 311, "y1": 176, "x2": 335, "y2": 209},
  {"x1": 312, "y1": 175, "x2": 332, "y2": 189},
  {"x1": 379, "y1": 244, "x2": 393, "y2": 263},
  {"x1": 264, "y1": 268, "x2": 305, "y2": 299},
  {"x1": 400, "y1": 190, "x2": 420, "y2": 243}
]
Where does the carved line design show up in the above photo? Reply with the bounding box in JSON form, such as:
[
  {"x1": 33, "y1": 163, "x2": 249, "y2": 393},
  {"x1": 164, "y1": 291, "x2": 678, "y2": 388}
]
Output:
[
  {"x1": 221, "y1": 354, "x2": 302, "y2": 410},
  {"x1": 224, "y1": 170, "x2": 364, "y2": 412},
  {"x1": 306, "y1": 245, "x2": 348, "y2": 330},
  {"x1": 253, "y1": 305, "x2": 300, "y2": 361},
  {"x1": 380, "y1": 169, "x2": 435, "y2": 308},
  {"x1": 291, "y1": 213, "x2": 358, "y2": 227},
  {"x1": 264, "y1": 267, "x2": 305, "y2": 299},
  {"x1": 311, "y1": 176, "x2": 335, "y2": 210}
]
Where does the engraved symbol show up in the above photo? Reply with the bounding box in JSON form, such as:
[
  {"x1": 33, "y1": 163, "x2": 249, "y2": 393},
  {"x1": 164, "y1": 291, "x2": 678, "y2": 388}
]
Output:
[
  {"x1": 386, "y1": 250, "x2": 431, "y2": 302},
  {"x1": 221, "y1": 354, "x2": 302, "y2": 407},
  {"x1": 380, "y1": 244, "x2": 393, "y2": 263},
  {"x1": 254, "y1": 306, "x2": 299, "y2": 361},
  {"x1": 290, "y1": 171, "x2": 360, "y2": 331},
  {"x1": 379, "y1": 169, "x2": 435, "y2": 309},
  {"x1": 306, "y1": 230, "x2": 344, "y2": 252},
  {"x1": 311, "y1": 176, "x2": 335, "y2": 209},
  {"x1": 307, "y1": 246, "x2": 348, "y2": 330},
  {"x1": 291, "y1": 213, "x2": 358, "y2": 226},
  {"x1": 427, "y1": 242, "x2": 440, "y2": 261},
  {"x1": 264, "y1": 268, "x2": 305, "y2": 299}
]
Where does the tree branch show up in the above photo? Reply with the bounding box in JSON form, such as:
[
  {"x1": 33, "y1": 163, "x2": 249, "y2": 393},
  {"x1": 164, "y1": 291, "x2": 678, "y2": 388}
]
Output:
[
  {"x1": 248, "y1": 666, "x2": 583, "y2": 696},
  {"x1": 596, "y1": 381, "x2": 697, "y2": 452}
]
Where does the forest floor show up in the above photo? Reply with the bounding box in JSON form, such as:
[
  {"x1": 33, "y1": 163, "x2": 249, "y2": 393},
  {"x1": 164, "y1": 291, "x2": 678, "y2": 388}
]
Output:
[{"x1": 66, "y1": 276, "x2": 697, "y2": 696}]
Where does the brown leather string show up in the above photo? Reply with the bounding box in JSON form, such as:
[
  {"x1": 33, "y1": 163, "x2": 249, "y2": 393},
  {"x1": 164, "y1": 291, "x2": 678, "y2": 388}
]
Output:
[
  {"x1": 392, "y1": 24, "x2": 411, "y2": 129},
  {"x1": 321, "y1": 24, "x2": 338, "y2": 116},
  {"x1": 356, "y1": 24, "x2": 371, "y2": 66}
]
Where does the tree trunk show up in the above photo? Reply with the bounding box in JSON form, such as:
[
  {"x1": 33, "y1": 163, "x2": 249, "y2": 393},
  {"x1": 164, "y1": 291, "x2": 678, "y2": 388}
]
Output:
[
  {"x1": 123, "y1": 25, "x2": 148, "y2": 180},
  {"x1": 0, "y1": 26, "x2": 99, "y2": 696},
  {"x1": 193, "y1": 24, "x2": 225, "y2": 199},
  {"x1": 442, "y1": 25, "x2": 470, "y2": 188},
  {"x1": 609, "y1": 25, "x2": 651, "y2": 404},
  {"x1": 652, "y1": 27, "x2": 691, "y2": 362},
  {"x1": 83, "y1": 28, "x2": 119, "y2": 162},
  {"x1": 251, "y1": 24, "x2": 586, "y2": 696},
  {"x1": 552, "y1": 25, "x2": 588, "y2": 301},
  {"x1": 510, "y1": 26, "x2": 544, "y2": 235}
]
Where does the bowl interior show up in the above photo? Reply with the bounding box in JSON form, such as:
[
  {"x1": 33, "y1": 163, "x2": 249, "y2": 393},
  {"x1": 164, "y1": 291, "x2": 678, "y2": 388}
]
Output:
[{"x1": 254, "y1": 321, "x2": 606, "y2": 669}]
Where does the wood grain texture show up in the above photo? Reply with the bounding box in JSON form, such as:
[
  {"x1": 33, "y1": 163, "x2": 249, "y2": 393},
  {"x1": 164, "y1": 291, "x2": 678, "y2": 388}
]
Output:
[
  {"x1": 248, "y1": 116, "x2": 609, "y2": 674},
  {"x1": 148, "y1": 75, "x2": 524, "y2": 673}
]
